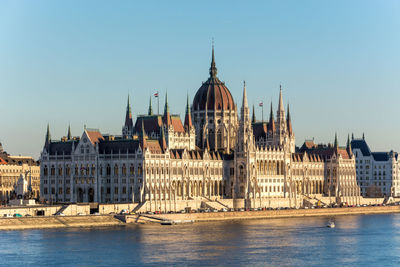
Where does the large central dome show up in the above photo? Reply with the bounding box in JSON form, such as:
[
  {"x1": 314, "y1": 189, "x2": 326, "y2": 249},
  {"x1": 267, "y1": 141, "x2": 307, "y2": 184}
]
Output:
[{"x1": 192, "y1": 48, "x2": 235, "y2": 111}]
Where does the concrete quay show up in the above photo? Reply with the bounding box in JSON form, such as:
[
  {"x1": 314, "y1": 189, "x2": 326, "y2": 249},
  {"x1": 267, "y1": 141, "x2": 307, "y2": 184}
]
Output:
[
  {"x1": 127, "y1": 205, "x2": 400, "y2": 224},
  {"x1": 0, "y1": 215, "x2": 123, "y2": 231}
]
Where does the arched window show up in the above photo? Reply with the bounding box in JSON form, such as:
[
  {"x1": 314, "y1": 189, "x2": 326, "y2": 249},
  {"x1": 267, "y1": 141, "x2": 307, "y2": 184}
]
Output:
[
  {"x1": 217, "y1": 130, "x2": 222, "y2": 149},
  {"x1": 106, "y1": 164, "x2": 111, "y2": 176},
  {"x1": 114, "y1": 164, "x2": 118, "y2": 175},
  {"x1": 122, "y1": 164, "x2": 127, "y2": 176},
  {"x1": 66, "y1": 165, "x2": 70, "y2": 176},
  {"x1": 51, "y1": 165, "x2": 55, "y2": 176},
  {"x1": 91, "y1": 164, "x2": 95, "y2": 175},
  {"x1": 130, "y1": 164, "x2": 134, "y2": 175},
  {"x1": 44, "y1": 165, "x2": 48, "y2": 176},
  {"x1": 58, "y1": 166, "x2": 63, "y2": 176}
]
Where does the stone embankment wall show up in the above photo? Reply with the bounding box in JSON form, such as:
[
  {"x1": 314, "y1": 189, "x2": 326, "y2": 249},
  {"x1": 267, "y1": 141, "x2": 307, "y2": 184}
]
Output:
[
  {"x1": 144, "y1": 205, "x2": 400, "y2": 223},
  {"x1": 0, "y1": 215, "x2": 123, "y2": 230}
]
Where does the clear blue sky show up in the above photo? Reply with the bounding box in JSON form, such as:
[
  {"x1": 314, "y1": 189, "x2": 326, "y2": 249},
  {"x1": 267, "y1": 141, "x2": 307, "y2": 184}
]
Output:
[{"x1": 1, "y1": 0, "x2": 399, "y2": 159}]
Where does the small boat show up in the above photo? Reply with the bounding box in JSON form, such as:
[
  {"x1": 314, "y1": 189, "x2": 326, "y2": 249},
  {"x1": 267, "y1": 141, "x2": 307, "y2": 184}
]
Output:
[{"x1": 326, "y1": 221, "x2": 335, "y2": 228}]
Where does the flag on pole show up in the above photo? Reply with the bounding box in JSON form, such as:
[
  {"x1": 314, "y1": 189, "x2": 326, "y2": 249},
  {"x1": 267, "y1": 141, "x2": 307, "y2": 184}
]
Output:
[
  {"x1": 259, "y1": 101, "x2": 263, "y2": 107},
  {"x1": 154, "y1": 92, "x2": 159, "y2": 97}
]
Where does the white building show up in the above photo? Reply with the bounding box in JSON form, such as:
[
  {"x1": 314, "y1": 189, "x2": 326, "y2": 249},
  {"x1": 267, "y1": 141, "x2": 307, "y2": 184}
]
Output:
[
  {"x1": 40, "y1": 47, "x2": 360, "y2": 209},
  {"x1": 351, "y1": 137, "x2": 400, "y2": 197}
]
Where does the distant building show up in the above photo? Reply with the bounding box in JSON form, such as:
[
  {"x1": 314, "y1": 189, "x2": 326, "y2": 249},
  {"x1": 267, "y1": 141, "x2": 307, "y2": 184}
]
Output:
[
  {"x1": 351, "y1": 137, "x2": 400, "y2": 197},
  {"x1": 39, "y1": 47, "x2": 361, "y2": 208},
  {"x1": 0, "y1": 142, "x2": 40, "y2": 203}
]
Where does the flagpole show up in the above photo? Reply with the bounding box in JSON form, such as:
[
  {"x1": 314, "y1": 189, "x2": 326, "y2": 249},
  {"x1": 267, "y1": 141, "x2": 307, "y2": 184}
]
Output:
[{"x1": 157, "y1": 92, "x2": 159, "y2": 115}]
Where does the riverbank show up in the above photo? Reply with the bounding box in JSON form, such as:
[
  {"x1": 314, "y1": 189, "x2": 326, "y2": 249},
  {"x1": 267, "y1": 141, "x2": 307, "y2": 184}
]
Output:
[
  {"x1": 1, "y1": 206, "x2": 400, "y2": 230},
  {"x1": 129, "y1": 205, "x2": 400, "y2": 224},
  {"x1": 0, "y1": 215, "x2": 123, "y2": 230}
]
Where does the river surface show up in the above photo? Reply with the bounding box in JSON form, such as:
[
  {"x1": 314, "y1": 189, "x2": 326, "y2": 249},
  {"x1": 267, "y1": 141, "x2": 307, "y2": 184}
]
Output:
[{"x1": 1, "y1": 214, "x2": 400, "y2": 266}]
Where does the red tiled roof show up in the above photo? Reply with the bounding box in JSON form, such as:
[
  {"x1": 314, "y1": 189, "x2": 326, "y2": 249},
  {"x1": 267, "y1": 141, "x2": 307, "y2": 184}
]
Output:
[{"x1": 86, "y1": 130, "x2": 104, "y2": 145}]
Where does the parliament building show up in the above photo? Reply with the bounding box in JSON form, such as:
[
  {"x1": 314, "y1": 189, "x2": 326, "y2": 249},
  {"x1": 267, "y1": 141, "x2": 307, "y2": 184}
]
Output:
[{"x1": 40, "y1": 48, "x2": 361, "y2": 210}]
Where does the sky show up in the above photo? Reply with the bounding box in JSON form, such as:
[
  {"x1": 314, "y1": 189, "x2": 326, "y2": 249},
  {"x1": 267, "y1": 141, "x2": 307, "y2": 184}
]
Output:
[{"x1": 1, "y1": 0, "x2": 399, "y2": 159}]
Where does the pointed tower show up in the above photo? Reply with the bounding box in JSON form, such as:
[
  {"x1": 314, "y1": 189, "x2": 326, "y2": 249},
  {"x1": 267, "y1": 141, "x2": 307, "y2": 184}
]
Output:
[
  {"x1": 346, "y1": 134, "x2": 352, "y2": 156},
  {"x1": 148, "y1": 96, "x2": 153, "y2": 115},
  {"x1": 241, "y1": 81, "x2": 249, "y2": 121},
  {"x1": 184, "y1": 94, "x2": 193, "y2": 130},
  {"x1": 45, "y1": 123, "x2": 51, "y2": 146},
  {"x1": 275, "y1": 85, "x2": 287, "y2": 147},
  {"x1": 252, "y1": 104, "x2": 256, "y2": 124},
  {"x1": 334, "y1": 132, "x2": 338, "y2": 148},
  {"x1": 237, "y1": 81, "x2": 253, "y2": 152},
  {"x1": 67, "y1": 124, "x2": 72, "y2": 140},
  {"x1": 163, "y1": 92, "x2": 172, "y2": 126},
  {"x1": 286, "y1": 103, "x2": 293, "y2": 136},
  {"x1": 139, "y1": 119, "x2": 147, "y2": 149},
  {"x1": 122, "y1": 95, "x2": 134, "y2": 138},
  {"x1": 268, "y1": 102, "x2": 275, "y2": 134},
  {"x1": 209, "y1": 44, "x2": 217, "y2": 78}
]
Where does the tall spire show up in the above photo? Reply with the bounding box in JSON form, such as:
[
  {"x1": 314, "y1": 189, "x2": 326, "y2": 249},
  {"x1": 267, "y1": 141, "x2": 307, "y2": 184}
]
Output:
[
  {"x1": 252, "y1": 104, "x2": 256, "y2": 124},
  {"x1": 184, "y1": 94, "x2": 193, "y2": 130},
  {"x1": 45, "y1": 123, "x2": 51, "y2": 144},
  {"x1": 241, "y1": 81, "x2": 249, "y2": 120},
  {"x1": 242, "y1": 81, "x2": 248, "y2": 110},
  {"x1": 347, "y1": 134, "x2": 352, "y2": 155},
  {"x1": 209, "y1": 43, "x2": 217, "y2": 78},
  {"x1": 362, "y1": 132, "x2": 365, "y2": 140},
  {"x1": 148, "y1": 96, "x2": 153, "y2": 115},
  {"x1": 286, "y1": 103, "x2": 293, "y2": 136},
  {"x1": 125, "y1": 94, "x2": 133, "y2": 128},
  {"x1": 163, "y1": 92, "x2": 171, "y2": 125},
  {"x1": 334, "y1": 132, "x2": 338, "y2": 148},
  {"x1": 67, "y1": 124, "x2": 71, "y2": 140},
  {"x1": 268, "y1": 102, "x2": 275, "y2": 132},
  {"x1": 278, "y1": 84, "x2": 284, "y2": 114},
  {"x1": 352, "y1": 133, "x2": 354, "y2": 140}
]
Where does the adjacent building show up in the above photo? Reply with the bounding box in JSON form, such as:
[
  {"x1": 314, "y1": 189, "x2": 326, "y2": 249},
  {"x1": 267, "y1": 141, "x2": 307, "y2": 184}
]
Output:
[
  {"x1": 40, "y1": 48, "x2": 361, "y2": 208},
  {"x1": 0, "y1": 142, "x2": 40, "y2": 203},
  {"x1": 351, "y1": 136, "x2": 400, "y2": 197}
]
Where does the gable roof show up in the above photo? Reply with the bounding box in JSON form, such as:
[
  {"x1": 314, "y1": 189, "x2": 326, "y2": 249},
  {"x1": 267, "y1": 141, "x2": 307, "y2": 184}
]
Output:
[{"x1": 351, "y1": 139, "x2": 371, "y2": 156}]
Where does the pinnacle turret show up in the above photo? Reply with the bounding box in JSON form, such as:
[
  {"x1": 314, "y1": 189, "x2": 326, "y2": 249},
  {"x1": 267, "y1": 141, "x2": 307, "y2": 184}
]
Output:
[
  {"x1": 184, "y1": 94, "x2": 193, "y2": 130},
  {"x1": 334, "y1": 132, "x2": 338, "y2": 148},
  {"x1": 286, "y1": 104, "x2": 293, "y2": 136},
  {"x1": 67, "y1": 124, "x2": 71, "y2": 140},
  {"x1": 268, "y1": 102, "x2": 275, "y2": 132},
  {"x1": 148, "y1": 96, "x2": 153, "y2": 115},
  {"x1": 163, "y1": 92, "x2": 171, "y2": 125},
  {"x1": 209, "y1": 44, "x2": 217, "y2": 78},
  {"x1": 45, "y1": 123, "x2": 51, "y2": 145},
  {"x1": 125, "y1": 94, "x2": 133, "y2": 128}
]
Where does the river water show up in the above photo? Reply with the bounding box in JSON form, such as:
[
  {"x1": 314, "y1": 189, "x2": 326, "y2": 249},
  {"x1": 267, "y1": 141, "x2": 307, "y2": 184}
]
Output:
[{"x1": 1, "y1": 214, "x2": 400, "y2": 266}]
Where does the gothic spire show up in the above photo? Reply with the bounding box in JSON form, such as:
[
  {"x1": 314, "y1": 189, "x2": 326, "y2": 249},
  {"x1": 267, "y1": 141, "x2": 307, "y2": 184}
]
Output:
[
  {"x1": 334, "y1": 132, "x2": 338, "y2": 148},
  {"x1": 241, "y1": 81, "x2": 249, "y2": 121},
  {"x1": 278, "y1": 85, "x2": 284, "y2": 114},
  {"x1": 286, "y1": 103, "x2": 293, "y2": 136},
  {"x1": 352, "y1": 133, "x2": 354, "y2": 140},
  {"x1": 45, "y1": 123, "x2": 51, "y2": 144},
  {"x1": 362, "y1": 132, "x2": 365, "y2": 140},
  {"x1": 163, "y1": 92, "x2": 171, "y2": 125},
  {"x1": 209, "y1": 44, "x2": 217, "y2": 78},
  {"x1": 242, "y1": 81, "x2": 248, "y2": 110},
  {"x1": 268, "y1": 102, "x2": 275, "y2": 132},
  {"x1": 252, "y1": 104, "x2": 256, "y2": 124},
  {"x1": 125, "y1": 94, "x2": 133, "y2": 128},
  {"x1": 148, "y1": 96, "x2": 153, "y2": 115},
  {"x1": 67, "y1": 124, "x2": 71, "y2": 140},
  {"x1": 184, "y1": 94, "x2": 193, "y2": 130},
  {"x1": 347, "y1": 134, "x2": 352, "y2": 155}
]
